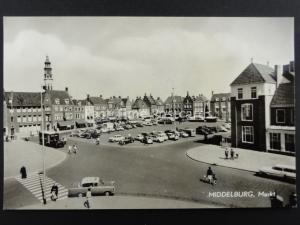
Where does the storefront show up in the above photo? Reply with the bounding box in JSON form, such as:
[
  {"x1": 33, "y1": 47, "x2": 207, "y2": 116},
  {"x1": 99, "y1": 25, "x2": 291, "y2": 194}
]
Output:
[{"x1": 57, "y1": 121, "x2": 75, "y2": 131}]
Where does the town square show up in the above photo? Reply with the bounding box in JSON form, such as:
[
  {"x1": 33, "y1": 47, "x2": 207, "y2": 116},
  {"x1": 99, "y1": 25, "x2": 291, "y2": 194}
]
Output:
[{"x1": 3, "y1": 17, "x2": 296, "y2": 209}]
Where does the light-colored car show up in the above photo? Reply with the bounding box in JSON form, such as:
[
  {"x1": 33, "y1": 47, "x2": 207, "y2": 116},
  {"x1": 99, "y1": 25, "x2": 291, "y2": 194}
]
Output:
[
  {"x1": 68, "y1": 177, "x2": 115, "y2": 197},
  {"x1": 100, "y1": 127, "x2": 109, "y2": 133},
  {"x1": 135, "y1": 134, "x2": 144, "y2": 141},
  {"x1": 152, "y1": 134, "x2": 164, "y2": 143},
  {"x1": 179, "y1": 131, "x2": 189, "y2": 138},
  {"x1": 115, "y1": 126, "x2": 124, "y2": 131},
  {"x1": 258, "y1": 164, "x2": 296, "y2": 181},
  {"x1": 109, "y1": 135, "x2": 125, "y2": 142},
  {"x1": 157, "y1": 131, "x2": 168, "y2": 141},
  {"x1": 143, "y1": 121, "x2": 153, "y2": 126}
]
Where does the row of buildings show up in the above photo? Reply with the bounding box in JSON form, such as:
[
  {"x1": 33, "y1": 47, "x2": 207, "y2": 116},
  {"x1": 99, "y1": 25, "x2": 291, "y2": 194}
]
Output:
[{"x1": 3, "y1": 57, "x2": 229, "y2": 139}]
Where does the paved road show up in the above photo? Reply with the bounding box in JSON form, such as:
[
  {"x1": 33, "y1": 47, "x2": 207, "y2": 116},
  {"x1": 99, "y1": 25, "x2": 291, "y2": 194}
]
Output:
[{"x1": 4, "y1": 134, "x2": 296, "y2": 209}]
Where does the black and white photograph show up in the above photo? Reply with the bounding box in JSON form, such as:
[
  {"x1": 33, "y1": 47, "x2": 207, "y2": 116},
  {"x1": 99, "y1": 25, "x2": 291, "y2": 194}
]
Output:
[{"x1": 3, "y1": 16, "x2": 296, "y2": 209}]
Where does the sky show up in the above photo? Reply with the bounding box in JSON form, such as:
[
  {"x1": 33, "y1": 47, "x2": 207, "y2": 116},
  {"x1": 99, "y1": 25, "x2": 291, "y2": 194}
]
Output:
[{"x1": 4, "y1": 17, "x2": 294, "y2": 101}]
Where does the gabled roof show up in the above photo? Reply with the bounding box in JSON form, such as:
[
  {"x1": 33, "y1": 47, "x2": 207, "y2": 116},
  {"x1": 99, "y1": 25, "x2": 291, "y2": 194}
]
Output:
[
  {"x1": 211, "y1": 93, "x2": 231, "y2": 102},
  {"x1": 4, "y1": 92, "x2": 41, "y2": 107},
  {"x1": 270, "y1": 82, "x2": 294, "y2": 107},
  {"x1": 231, "y1": 63, "x2": 276, "y2": 86},
  {"x1": 46, "y1": 90, "x2": 73, "y2": 105},
  {"x1": 132, "y1": 98, "x2": 149, "y2": 109},
  {"x1": 89, "y1": 96, "x2": 107, "y2": 105},
  {"x1": 72, "y1": 99, "x2": 88, "y2": 106},
  {"x1": 155, "y1": 97, "x2": 164, "y2": 106},
  {"x1": 165, "y1": 96, "x2": 183, "y2": 104}
]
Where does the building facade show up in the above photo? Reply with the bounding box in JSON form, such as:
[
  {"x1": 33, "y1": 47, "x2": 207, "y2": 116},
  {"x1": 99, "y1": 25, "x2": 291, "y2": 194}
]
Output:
[
  {"x1": 183, "y1": 92, "x2": 209, "y2": 117},
  {"x1": 230, "y1": 63, "x2": 278, "y2": 151},
  {"x1": 210, "y1": 92, "x2": 231, "y2": 121},
  {"x1": 164, "y1": 95, "x2": 184, "y2": 116},
  {"x1": 266, "y1": 61, "x2": 295, "y2": 155},
  {"x1": 89, "y1": 95, "x2": 107, "y2": 119},
  {"x1": 4, "y1": 92, "x2": 43, "y2": 138},
  {"x1": 143, "y1": 94, "x2": 158, "y2": 115},
  {"x1": 72, "y1": 99, "x2": 87, "y2": 128},
  {"x1": 131, "y1": 97, "x2": 150, "y2": 118}
]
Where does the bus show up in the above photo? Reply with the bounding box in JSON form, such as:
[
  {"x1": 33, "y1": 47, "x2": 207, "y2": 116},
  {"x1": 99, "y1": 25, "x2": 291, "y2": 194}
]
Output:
[{"x1": 39, "y1": 131, "x2": 65, "y2": 148}]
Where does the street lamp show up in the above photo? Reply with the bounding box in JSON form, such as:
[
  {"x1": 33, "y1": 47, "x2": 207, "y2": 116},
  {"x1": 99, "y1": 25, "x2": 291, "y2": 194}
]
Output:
[{"x1": 40, "y1": 87, "x2": 46, "y2": 205}]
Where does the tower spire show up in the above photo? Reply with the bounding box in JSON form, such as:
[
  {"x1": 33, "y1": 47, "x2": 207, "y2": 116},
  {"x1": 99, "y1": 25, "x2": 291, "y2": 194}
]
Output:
[{"x1": 44, "y1": 56, "x2": 53, "y2": 90}]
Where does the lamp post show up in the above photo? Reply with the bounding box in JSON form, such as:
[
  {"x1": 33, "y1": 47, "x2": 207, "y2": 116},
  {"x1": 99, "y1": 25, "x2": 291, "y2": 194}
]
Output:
[{"x1": 40, "y1": 88, "x2": 46, "y2": 205}]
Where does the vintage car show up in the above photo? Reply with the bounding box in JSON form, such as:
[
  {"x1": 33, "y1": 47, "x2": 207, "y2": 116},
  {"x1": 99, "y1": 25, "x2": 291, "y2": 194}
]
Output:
[
  {"x1": 109, "y1": 135, "x2": 125, "y2": 142},
  {"x1": 68, "y1": 177, "x2": 115, "y2": 197},
  {"x1": 135, "y1": 134, "x2": 144, "y2": 141},
  {"x1": 152, "y1": 134, "x2": 165, "y2": 143},
  {"x1": 119, "y1": 136, "x2": 135, "y2": 145},
  {"x1": 142, "y1": 136, "x2": 153, "y2": 144},
  {"x1": 258, "y1": 164, "x2": 296, "y2": 181}
]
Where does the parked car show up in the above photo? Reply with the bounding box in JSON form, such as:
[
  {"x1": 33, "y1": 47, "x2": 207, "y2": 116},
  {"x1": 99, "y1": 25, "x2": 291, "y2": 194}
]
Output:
[
  {"x1": 109, "y1": 135, "x2": 125, "y2": 142},
  {"x1": 151, "y1": 120, "x2": 158, "y2": 125},
  {"x1": 258, "y1": 164, "x2": 296, "y2": 181},
  {"x1": 124, "y1": 124, "x2": 133, "y2": 130},
  {"x1": 166, "y1": 132, "x2": 179, "y2": 141},
  {"x1": 100, "y1": 127, "x2": 109, "y2": 133},
  {"x1": 179, "y1": 131, "x2": 189, "y2": 138},
  {"x1": 152, "y1": 134, "x2": 165, "y2": 143},
  {"x1": 182, "y1": 128, "x2": 196, "y2": 137},
  {"x1": 143, "y1": 121, "x2": 153, "y2": 126},
  {"x1": 68, "y1": 177, "x2": 115, "y2": 197},
  {"x1": 70, "y1": 130, "x2": 81, "y2": 137},
  {"x1": 142, "y1": 136, "x2": 153, "y2": 144},
  {"x1": 115, "y1": 126, "x2": 124, "y2": 131},
  {"x1": 136, "y1": 123, "x2": 144, "y2": 127},
  {"x1": 135, "y1": 134, "x2": 144, "y2": 141},
  {"x1": 119, "y1": 137, "x2": 135, "y2": 145},
  {"x1": 157, "y1": 131, "x2": 168, "y2": 141},
  {"x1": 217, "y1": 125, "x2": 229, "y2": 132}
]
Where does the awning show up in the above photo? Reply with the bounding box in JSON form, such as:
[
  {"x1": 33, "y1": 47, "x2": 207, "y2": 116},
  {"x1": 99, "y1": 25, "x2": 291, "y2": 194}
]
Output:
[{"x1": 58, "y1": 121, "x2": 75, "y2": 127}]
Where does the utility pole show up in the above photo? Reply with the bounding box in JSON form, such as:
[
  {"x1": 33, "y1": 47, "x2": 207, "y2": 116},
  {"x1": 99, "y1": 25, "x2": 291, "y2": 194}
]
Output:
[{"x1": 40, "y1": 88, "x2": 46, "y2": 205}]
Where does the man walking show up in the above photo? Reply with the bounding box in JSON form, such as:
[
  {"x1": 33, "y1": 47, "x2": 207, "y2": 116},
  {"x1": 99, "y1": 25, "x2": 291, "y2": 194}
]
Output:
[
  {"x1": 230, "y1": 148, "x2": 235, "y2": 160},
  {"x1": 84, "y1": 188, "x2": 92, "y2": 209},
  {"x1": 20, "y1": 166, "x2": 27, "y2": 179},
  {"x1": 68, "y1": 145, "x2": 72, "y2": 154},
  {"x1": 225, "y1": 148, "x2": 229, "y2": 159},
  {"x1": 50, "y1": 183, "x2": 59, "y2": 201}
]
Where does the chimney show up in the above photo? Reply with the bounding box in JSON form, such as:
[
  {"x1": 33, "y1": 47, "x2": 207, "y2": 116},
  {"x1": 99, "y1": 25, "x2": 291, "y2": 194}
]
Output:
[
  {"x1": 211, "y1": 91, "x2": 214, "y2": 97},
  {"x1": 100, "y1": 94, "x2": 103, "y2": 98},
  {"x1": 274, "y1": 65, "x2": 283, "y2": 87},
  {"x1": 87, "y1": 94, "x2": 90, "y2": 100},
  {"x1": 65, "y1": 87, "x2": 68, "y2": 92}
]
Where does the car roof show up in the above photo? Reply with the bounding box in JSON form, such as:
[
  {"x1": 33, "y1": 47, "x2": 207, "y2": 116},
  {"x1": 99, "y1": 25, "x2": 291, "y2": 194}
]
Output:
[
  {"x1": 81, "y1": 177, "x2": 99, "y2": 184},
  {"x1": 274, "y1": 164, "x2": 296, "y2": 170}
]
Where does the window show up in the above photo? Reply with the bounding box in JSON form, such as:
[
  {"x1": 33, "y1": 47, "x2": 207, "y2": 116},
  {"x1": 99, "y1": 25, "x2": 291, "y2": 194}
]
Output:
[
  {"x1": 285, "y1": 134, "x2": 295, "y2": 152},
  {"x1": 17, "y1": 116, "x2": 21, "y2": 122},
  {"x1": 32, "y1": 107, "x2": 37, "y2": 112},
  {"x1": 65, "y1": 99, "x2": 69, "y2": 105},
  {"x1": 22, "y1": 107, "x2": 27, "y2": 112},
  {"x1": 54, "y1": 106, "x2": 59, "y2": 111},
  {"x1": 276, "y1": 109, "x2": 285, "y2": 123},
  {"x1": 38, "y1": 115, "x2": 42, "y2": 121},
  {"x1": 215, "y1": 98, "x2": 219, "y2": 101},
  {"x1": 55, "y1": 98, "x2": 60, "y2": 104},
  {"x1": 241, "y1": 104, "x2": 253, "y2": 121},
  {"x1": 238, "y1": 88, "x2": 243, "y2": 99},
  {"x1": 28, "y1": 116, "x2": 32, "y2": 122},
  {"x1": 242, "y1": 126, "x2": 254, "y2": 143},
  {"x1": 270, "y1": 133, "x2": 281, "y2": 150},
  {"x1": 251, "y1": 87, "x2": 257, "y2": 98},
  {"x1": 23, "y1": 116, "x2": 27, "y2": 122},
  {"x1": 33, "y1": 115, "x2": 37, "y2": 122},
  {"x1": 17, "y1": 107, "x2": 21, "y2": 113},
  {"x1": 28, "y1": 107, "x2": 32, "y2": 112},
  {"x1": 222, "y1": 97, "x2": 226, "y2": 101}
]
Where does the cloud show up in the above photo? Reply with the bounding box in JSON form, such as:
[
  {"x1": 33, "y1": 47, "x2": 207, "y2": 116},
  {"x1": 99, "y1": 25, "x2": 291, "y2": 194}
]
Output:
[{"x1": 4, "y1": 18, "x2": 294, "y2": 101}]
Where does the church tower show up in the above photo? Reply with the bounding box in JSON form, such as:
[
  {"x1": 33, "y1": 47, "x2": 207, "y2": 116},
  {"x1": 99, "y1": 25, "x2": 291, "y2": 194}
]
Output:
[{"x1": 44, "y1": 55, "x2": 53, "y2": 90}]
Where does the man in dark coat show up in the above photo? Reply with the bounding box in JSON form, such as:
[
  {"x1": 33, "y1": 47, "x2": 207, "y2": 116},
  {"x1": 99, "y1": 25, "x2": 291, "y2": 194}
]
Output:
[
  {"x1": 20, "y1": 166, "x2": 27, "y2": 179},
  {"x1": 50, "y1": 183, "x2": 59, "y2": 201}
]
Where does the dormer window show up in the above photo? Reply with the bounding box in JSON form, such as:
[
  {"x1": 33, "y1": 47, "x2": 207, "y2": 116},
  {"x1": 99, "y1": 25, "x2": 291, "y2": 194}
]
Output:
[
  {"x1": 55, "y1": 98, "x2": 60, "y2": 105},
  {"x1": 222, "y1": 97, "x2": 226, "y2": 101},
  {"x1": 215, "y1": 98, "x2": 219, "y2": 101},
  {"x1": 65, "y1": 99, "x2": 70, "y2": 105}
]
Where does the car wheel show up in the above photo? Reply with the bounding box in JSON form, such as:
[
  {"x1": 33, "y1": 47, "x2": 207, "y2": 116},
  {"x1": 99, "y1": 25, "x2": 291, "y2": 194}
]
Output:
[{"x1": 104, "y1": 191, "x2": 110, "y2": 196}]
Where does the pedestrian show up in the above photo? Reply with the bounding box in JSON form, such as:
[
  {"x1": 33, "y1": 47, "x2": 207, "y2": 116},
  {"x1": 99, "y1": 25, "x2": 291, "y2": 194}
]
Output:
[
  {"x1": 225, "y1": 148, "x2": 229, "y2": 159},
  {"x1": 73, "y1": 144, "x2": 78, "y2": 154},
  {"x1": 96, "y1": 137, "x2": 100, "y2": 145},
  {"x1": 50, "y1": 183, "x2": 59, "y2": 201},
  {"x1": 20, "y1": 166, "x2": 27, "y2": 179},
  {"x1": 68, "y1": 145, "x2": 72, "y2": 154},
  {"x1": 84, "y1": 188, "x2": 92, "y2": 209},
  {"x1": 230, "y1": 148, "x2": 234, "y2": 160}
]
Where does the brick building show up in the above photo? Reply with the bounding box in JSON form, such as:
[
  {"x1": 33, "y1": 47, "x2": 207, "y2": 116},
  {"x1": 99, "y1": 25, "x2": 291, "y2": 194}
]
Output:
[{"x1": 210, "y1": 92, "x2": 231, "y2": 121}]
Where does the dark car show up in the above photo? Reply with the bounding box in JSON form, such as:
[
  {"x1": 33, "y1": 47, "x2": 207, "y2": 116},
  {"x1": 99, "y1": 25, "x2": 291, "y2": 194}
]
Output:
[{"x1": 136, "y1": 123, "x2": 144, "y2": 127}]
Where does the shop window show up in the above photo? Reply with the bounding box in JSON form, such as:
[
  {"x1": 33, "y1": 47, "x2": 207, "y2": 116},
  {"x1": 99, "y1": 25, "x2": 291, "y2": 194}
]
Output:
[
  {"x1": 242, "y1": 126, "x2": 254, "y2": 143},
  {"x1": 270, "y1": 133, "x2": 281, "y2": 150},
  {"x1": 285, "y1": 134, "x2": 295, "y2": 152}
]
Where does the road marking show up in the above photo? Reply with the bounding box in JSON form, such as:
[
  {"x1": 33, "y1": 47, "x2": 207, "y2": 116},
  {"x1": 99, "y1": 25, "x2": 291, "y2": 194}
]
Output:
[{"x1": 16, "y1": 173, "x2": 68, "y2": 203}]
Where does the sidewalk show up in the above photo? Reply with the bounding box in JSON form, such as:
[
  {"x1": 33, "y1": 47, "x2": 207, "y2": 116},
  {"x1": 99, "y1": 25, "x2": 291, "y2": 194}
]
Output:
[
  {"x1": 4, "y1": 140, "x2": 67, "y2": 179},
  {"x1": 19, "y1": 195, "x2": 219, "y2": 209},
  {"x1": 186, "y1": 145, "x2": 295, "y2": 172}
]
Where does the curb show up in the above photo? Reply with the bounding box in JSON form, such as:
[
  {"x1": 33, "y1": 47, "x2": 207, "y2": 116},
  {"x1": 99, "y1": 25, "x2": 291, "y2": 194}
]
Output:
[
  {"x1": 4, "y1": 144, "x2": 67, "y2": 181},
  {"x1": 185, "y1": 151, "x2": 257, "y2": 173}
]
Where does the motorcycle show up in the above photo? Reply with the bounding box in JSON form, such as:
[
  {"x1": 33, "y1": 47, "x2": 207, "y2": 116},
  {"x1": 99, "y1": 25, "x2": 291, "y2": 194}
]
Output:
[{"x1": 200, "y1": 174, "x2": 217, "y2": 185}]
